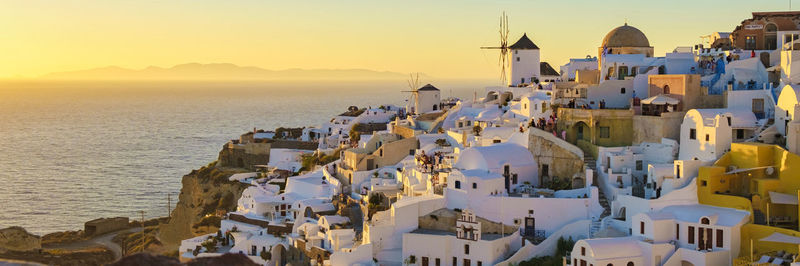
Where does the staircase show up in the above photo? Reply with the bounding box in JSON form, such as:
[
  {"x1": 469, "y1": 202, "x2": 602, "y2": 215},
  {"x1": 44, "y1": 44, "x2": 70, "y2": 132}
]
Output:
[{"x1": 586, "y1": 155, "x2": 612, "y2": 238}]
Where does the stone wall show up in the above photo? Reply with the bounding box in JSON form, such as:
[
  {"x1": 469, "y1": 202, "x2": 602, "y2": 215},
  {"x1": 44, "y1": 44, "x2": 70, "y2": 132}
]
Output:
[
  {"x1": 84, "y1": 217, "x2": 129, "y2": 237},
  {"x1": 632, "y1": 112, "x2": 685, "y2": 144},
  {"x1": 218, "y1": 143, "x2": 270, "y2": 169},
  {"x1": 418, "y1": 208, "x2": 516, "y2": 235},
  {"x1": 527, "y1": 128, "x2": 585, "y2": 185}
]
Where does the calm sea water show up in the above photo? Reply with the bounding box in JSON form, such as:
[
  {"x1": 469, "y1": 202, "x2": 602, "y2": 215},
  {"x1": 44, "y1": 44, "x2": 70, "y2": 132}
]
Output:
[{"x1": 0, "y1": 80, "x2": 488, "y2": 234}]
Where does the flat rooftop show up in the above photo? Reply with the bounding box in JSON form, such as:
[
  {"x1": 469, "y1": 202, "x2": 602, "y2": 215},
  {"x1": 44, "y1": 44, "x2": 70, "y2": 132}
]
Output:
[{"x1": 409, "y1": 228, "x2": 506, "y2": 241}]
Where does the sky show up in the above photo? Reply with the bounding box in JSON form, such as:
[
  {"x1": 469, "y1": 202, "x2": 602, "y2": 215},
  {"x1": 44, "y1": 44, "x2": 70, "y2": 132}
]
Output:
[{"x1": 0, "y1": 0, "x2": 795, "y2": 79}]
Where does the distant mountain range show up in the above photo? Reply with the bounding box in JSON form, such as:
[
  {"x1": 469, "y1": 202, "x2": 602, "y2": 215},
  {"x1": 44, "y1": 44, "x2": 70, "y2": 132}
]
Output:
[{"x1": 40, "y1": 63, "x2": 412, "y2": 80}]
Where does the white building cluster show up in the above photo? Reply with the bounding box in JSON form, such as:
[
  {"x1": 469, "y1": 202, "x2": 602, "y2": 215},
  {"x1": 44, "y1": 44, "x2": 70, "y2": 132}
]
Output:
[{"x1": 178, "y1": 13, "x2": 800, "y2": 266}]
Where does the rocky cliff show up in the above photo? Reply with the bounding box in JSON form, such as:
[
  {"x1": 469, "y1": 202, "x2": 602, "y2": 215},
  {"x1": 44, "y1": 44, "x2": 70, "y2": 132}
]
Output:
[
  {"x1": 159, "y1": 162, "x2": 250, "y2": 249},
  {"x1": 0, "y1": 227, "x2": 41, "y2": 252}
]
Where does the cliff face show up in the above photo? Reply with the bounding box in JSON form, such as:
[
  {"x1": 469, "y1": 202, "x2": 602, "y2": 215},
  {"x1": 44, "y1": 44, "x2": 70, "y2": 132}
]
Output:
[
  {"x1": 0, "y1": 227, "x2": 41, "y2": 252},
  {"x1": 158, "y1": 163, "x2": 250, "y2": 248}
]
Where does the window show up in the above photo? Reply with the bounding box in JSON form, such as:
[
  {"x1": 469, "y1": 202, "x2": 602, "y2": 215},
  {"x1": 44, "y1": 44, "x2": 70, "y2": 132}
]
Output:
[
  {"x1": 516, "y1": 57, "x2": 520, "y2": 62},
  {"x1": 701, "y1": 217, "x2": 710, "y2": 224},
  {"x1": 716, "y1": 229, "x2": 723, "y2": 247},
  {"x1": 493, "y1": 139, "x2": 502, "y2": 144},
  {"x1": 380, "y1": 149, "x2": 383, "y2": 157},
  {"x1": 472, "y1": 183, "x2": 477, "y2": 189},
  {"x1": 436, "y1": 258, "x2": 441, "y2": 266},
  {"x1": 689, "y1": 128, "x2": 696, "y2": 140},
  {"x1": 664, "y1": 85, "x2": 670, "y2": 94},
  {"x1": 524, "y1": 104, "x2": 527, "y2": 109},
  {"x1": 640, "y1": 221, "x2": 645, "y2": 234},
  {"x1": 620, "y1": 87, "x2": 626, "y2": 94},
  {"x1": 423, "y1": 257, "x2": 429, "y2": 266},
  {"x1": 455, "y1": 181, "x2": 461, "y2": 189},
  {"x1": 453, "y1": 257, "x2": 457, "y2": 266},
  {"x1": 636, "y1": 160, "x2": 643, "y2": 171},
  {"x1": 676, "y1": 224, "x2": 680, "y2": 240},
  {"x1": 410, "y1": 149, "x2": 415, "y2": 156},
  {"x1": 727, "y1": 117, "x2": 731, "y2": 126},
  {"x1": 745, "y1": 35, "x2": 756, "y2": 50},
  {"x1": 599, "y1": 127, "x2": 610, "y2": 138},
  {"x1": 705, "y1": 134, "x2": 709, "y2": 142},
  {"x1": 581, "y1": 246, "x2": 586, "y2": 256},
  {"x1": 464, "y1": 244, "x2": 469, "y2": 255},
  {"x1": 477, "y1": 262, "x2": 482, "y2": 266},
  {"x1": 464, "y1": 259, "x2": 471, "y2": 266},
  {"x1": 688, "y1": 226, "x2": 695, "y2": 244},
  {"x1": 627, "y1": 262, "x2": 634, "y2": 266},
  {"x1": 736, "y1": 129, "x2": 745, "y2": 139},
  {"x1": 542, "y1": 102, "x2": 547, "y2": 112},
  {"x1": 542, "y1": 164, "x2": 549, "y2": 177},
  {"x1": 618, "y1": 66, "x2": 629, "y2": 80},
  {"x1": 701, "y1": 180, "x2": 707, "y2": 186}
]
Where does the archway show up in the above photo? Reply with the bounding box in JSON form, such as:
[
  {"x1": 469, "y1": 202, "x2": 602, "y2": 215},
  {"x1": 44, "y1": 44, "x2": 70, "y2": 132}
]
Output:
[
  {"x1": 572, "y1": 121, "x2": 591, "y2": 142},
  {"x1": 271, "y1": 244, "x2": 288, "y2": 266}
]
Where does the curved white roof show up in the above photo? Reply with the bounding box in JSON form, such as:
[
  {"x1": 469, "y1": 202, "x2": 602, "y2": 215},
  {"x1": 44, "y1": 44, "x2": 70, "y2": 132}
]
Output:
[
  {"x1": 581, "y1": 237, "x2": 643, "y2": 260},
  {"x1": 454, "y1": 143, "x2": 536, "y2": 170},
  {"x1": 686, "y1": 108, "x2": 758, "y2": 128},
  {"x1": 476, "y1": 108, "x2": 503, "y2": 122},
  {"x1": 481, "y1": 127, "x2": 516, "y2": 140},
  {"x1": 660, "y1": 204, "x2": 749, "y2": 227}
]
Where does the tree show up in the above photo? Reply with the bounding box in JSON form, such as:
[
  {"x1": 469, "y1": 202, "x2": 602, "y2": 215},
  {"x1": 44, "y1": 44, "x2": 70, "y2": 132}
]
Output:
[
  {"x1": 260, "y1": 246, "x2": 271, "y2": 261},
  {"x1": 472, "y1": 125, "x2": 482, "y2": 136}
]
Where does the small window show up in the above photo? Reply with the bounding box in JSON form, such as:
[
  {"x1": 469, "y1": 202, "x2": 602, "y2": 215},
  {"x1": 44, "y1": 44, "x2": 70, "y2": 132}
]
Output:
[
  {"x1": 455, "y1": 181, "x2": 461, "y2": 189},
  {"x1": 516, "y1": 57, "x2": 520, "y2": 62},
  {"x1": 493, "y1": 139, "x2": 502, "y2": 144},
  {"x1": 664, "y1": 85, "x2": 670, "y2": 94},
  {"x1": 689, "y1": 129, "x2": 696, "y2": 140},
  {"x1": 636, "y1": 160, "x2": 643, "y2": 171},
  {"x1": 688, "y1": 226, "x2": 695, "y2": 244},
  {"x1": 676, "y1": 224, "x2": 680, "y2": 240},
  {"x1": 726, "y1": 117, "x2": 731, "y2": 126},
  {"x1": 640, "y1": 221, "x2": 645, "y2": 234},
  {"x1": 620, "y1": 87, "x2": 626, "y2": 94},
  {"x1": 599, "y1": 127, "x2": 610, "y2": 138},
  {"x1": 716, "y1": 229, "x2": 723, "y2": 247},
  {"x1": 436, "y1": 258, "x2": 441, "y2": 266},
  {"x1": 627, "y1": 262, "x2": 634, "y2": 266},
  {"x1": 737, "y1": 129, "x2": 745, "y2": 139},
  {"x1": 701, "y1": 180, "x2": 707, "y2": 186},
  {"x1": 453, "y1": 257, "x2": 457, "y2": 266},
  {"x1": 705, "y1": 134, "x2": 710, "y2": 142},
  {"x1": 581, "y1": 246, "x2": 586, "y2": 256},
  {"x1": 701, "y1": 217, "x2": 710, "y2": 224},
  {"x1": 464, "y1": 244, "x2": 469, "y2": 254},
  {"x1": 472, "y1": 183, "x2": 477, "y2": 189}
]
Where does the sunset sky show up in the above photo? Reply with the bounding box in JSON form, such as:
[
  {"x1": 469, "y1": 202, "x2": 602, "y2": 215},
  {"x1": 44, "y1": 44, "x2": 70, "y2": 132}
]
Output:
[{"x1": 0, "y1": 0, "x2": 794, "y2": 79}]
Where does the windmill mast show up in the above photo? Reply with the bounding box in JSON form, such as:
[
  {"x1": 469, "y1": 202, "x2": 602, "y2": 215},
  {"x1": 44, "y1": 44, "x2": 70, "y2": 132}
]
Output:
[{"x1": 480, "y1": 12, "x2": 511, "y2": 86}]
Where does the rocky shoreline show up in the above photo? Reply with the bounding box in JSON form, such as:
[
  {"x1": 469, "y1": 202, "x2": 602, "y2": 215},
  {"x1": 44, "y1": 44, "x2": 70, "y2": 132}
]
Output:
[{"x1": 1, "y1": 155, "x2": 252, "y2": 265}]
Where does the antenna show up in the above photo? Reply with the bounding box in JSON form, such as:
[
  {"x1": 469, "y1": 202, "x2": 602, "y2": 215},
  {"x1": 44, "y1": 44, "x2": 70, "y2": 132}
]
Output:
[{"x1": 480, "y1": 12, "x2": 511, "y2": 85}]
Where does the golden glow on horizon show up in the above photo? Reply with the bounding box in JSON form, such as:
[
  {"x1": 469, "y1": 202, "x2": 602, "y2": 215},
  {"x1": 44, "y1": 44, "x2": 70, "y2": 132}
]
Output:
[{"x1": 0, "y1": 1, "x2": 791, "y2": 79}]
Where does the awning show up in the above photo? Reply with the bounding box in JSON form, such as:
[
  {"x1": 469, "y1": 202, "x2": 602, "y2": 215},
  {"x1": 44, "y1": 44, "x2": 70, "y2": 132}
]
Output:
[
  {"x1": 760, "y1": 232, "x2": 800, "y2": 244},
  {"x1": 641, "y1": 95, "x2": 680, "y2": 105},
  {"x1": 769, "y1": 191, "x2": 798, "y2": 205}
]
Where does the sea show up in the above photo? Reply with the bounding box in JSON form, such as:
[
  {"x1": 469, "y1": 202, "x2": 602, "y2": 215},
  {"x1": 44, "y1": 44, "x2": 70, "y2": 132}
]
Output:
[{"x1": 0, "y1": 79, "x2": 490, "y2": 235}]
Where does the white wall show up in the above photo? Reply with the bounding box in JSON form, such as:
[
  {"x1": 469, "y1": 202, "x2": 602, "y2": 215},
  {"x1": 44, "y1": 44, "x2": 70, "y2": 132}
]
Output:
[{"x1": 510, "y1": 49, "x2": 541, "y2": 86}]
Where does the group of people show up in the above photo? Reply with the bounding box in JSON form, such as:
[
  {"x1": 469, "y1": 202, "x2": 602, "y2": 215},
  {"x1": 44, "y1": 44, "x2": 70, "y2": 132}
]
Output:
[{"x1": 414, "y1": 150, "x2": 445, "y2": 173}]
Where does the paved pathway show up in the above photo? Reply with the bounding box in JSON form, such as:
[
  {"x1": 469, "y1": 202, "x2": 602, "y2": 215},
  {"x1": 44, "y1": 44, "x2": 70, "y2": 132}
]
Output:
[{"x1": 43, "y1": 227, "x2": 143, "y2": 261}]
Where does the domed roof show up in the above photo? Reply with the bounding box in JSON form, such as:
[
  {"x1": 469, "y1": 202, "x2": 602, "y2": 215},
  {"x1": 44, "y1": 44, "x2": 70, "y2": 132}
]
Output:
[{"x1": 602, "y1": 23, "x2": 650, "y2": 48}]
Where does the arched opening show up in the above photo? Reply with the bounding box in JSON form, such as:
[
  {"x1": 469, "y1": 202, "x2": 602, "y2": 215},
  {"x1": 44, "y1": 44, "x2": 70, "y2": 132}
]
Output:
[
  {"x1": 627, "y1": 262, "x2": 634, "y2": 266},
  {"x1": 658, "y1": 65, "x2": 666, "y2": 74},
  {"x1": 701, "y1": 217, "x2": 710, "y2": 224},
  {"x1": 271, "y1": 244, "x2": 287, "y2": 266},
  {"x1": 663, "y1": 85, "x2": 670, "y2": 94},
  {"x1": 766, "y1": 23, "x2": 778, "y2": 50},
  {"x1": 573, "y1": 121, "x2": 591, "y2": 142},
  {"x1": 433, "y1": 104, "x2": 438, "y2": 111},
  {"x1": 455, "y1": 180, "x2": 461, "y2": 189}
]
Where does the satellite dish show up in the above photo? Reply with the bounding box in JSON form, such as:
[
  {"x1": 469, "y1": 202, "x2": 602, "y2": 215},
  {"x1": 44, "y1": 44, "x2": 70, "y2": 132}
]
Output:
[{"x1": 766, "y1": 167, "x2": 775, "y2": 175}]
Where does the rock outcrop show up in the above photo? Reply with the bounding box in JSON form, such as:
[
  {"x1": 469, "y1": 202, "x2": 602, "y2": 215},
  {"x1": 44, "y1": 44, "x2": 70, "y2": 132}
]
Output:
[
  {"x1": 0, "y1": 227, "x2": 41, "y2": 252},
  {"x1": 419, "y1": 208, "x2": 517, "y2": 234},
  {"x1": 158, "y1": 163, "x2": 250, "y2": 249}
]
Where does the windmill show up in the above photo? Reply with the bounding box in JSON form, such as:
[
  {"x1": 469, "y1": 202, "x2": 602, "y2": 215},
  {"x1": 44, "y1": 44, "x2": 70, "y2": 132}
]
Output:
[
  {"x1": 481, "y1": 12, "x2": 511, "y2": 85},
  {"x1": 402, "y1": 73, "x2": 422, "y2": 114}
]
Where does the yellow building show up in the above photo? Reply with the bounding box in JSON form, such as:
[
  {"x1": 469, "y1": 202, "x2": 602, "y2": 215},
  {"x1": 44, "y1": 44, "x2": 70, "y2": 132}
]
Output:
[{"x1": 697, "y1": 142, "x2": 800, "y2": 260}]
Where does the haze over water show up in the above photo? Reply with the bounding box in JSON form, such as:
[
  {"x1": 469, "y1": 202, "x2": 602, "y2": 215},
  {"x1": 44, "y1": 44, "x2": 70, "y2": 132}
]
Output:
[{"x1": 0, "y1": 80, "x2": 486, "y2": 234}]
